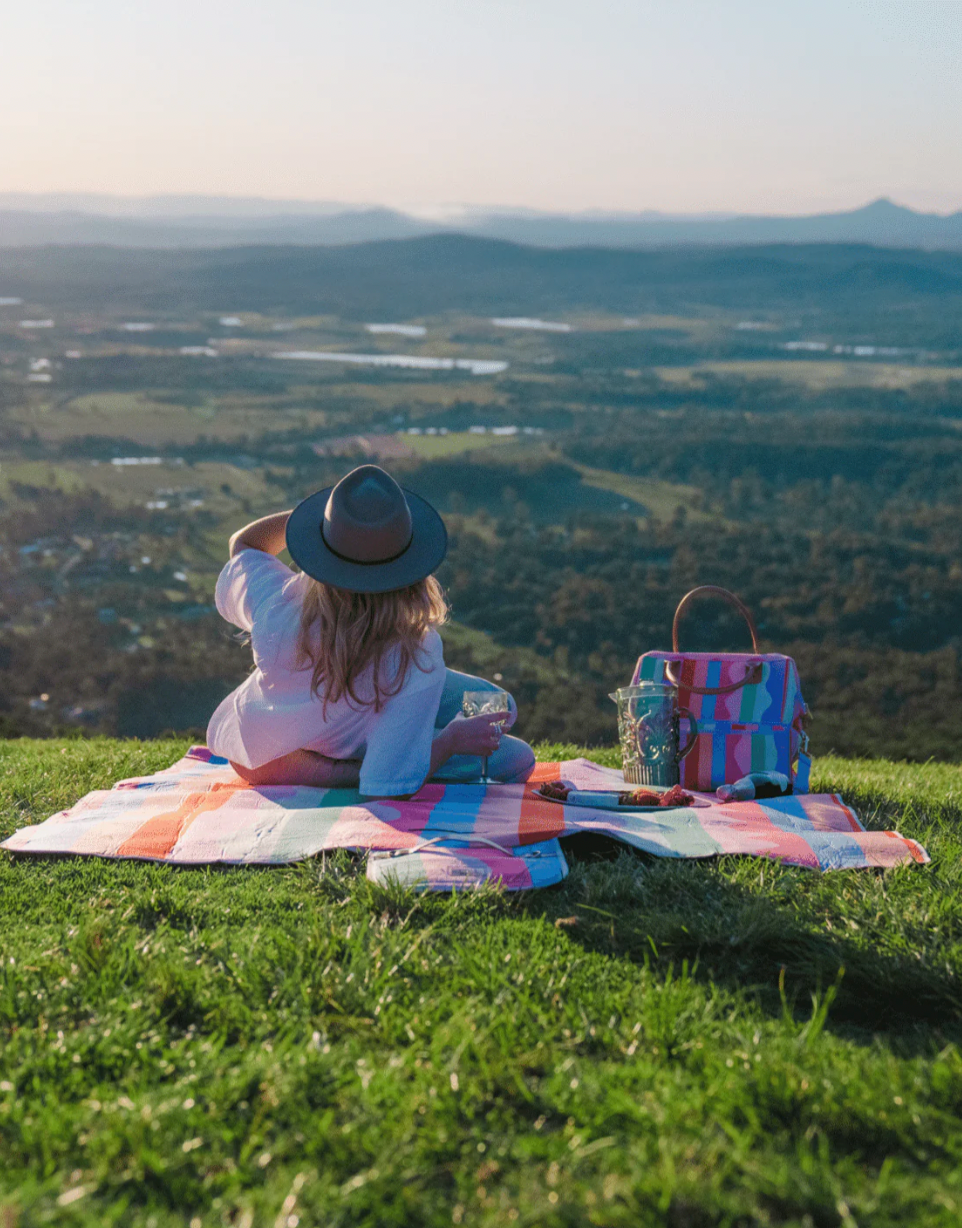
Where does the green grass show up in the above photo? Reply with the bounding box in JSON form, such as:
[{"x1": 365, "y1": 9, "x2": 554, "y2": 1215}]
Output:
[
  {"x1": 1, "y1": 739, "x2": 961, "y2": 1226},
  {"x1": 572, "y1": 464, "x2": 714, "y2": 524},
  {"x1": 9, "y1": 391, "x2": 331, "y2": 446},
  {"x1": 401, "y1": 432, "x2": 515, "y2": 460}
]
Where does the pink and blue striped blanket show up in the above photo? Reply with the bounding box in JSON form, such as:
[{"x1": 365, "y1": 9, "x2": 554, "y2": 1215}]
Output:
[{"x1": 1, "y1": 747, "x2": 928, "y2": 890}]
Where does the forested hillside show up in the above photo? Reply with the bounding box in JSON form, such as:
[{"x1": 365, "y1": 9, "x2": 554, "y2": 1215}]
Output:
[{"x1": 1, "y1": 236, "x2": 961, "y2": 758}]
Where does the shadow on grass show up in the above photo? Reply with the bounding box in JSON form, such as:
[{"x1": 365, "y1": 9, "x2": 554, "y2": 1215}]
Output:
[
  {"x1": 6, "y1": 828, "x2": 957, "y2": 1056},
  {"x1": 534, "y1": 835, "x2": 962, "y2": 1053}
]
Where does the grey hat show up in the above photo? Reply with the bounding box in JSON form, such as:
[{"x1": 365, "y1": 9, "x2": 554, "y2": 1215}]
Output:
[{"x1": 286, "y1": 464, "x2": 447, "y2": 593}]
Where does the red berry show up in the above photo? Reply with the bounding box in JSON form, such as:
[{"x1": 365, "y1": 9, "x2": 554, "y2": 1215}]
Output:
[
  {"x1": 619, "y1": 788, "x2": 662, "y2": 807},
  {"x1": 660, "y1": 785, "x2": 694, "y2": 807}
]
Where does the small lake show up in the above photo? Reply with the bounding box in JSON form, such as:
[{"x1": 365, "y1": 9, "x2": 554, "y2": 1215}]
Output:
[{"x1": 272, "y1": 351, "x2": 508, "y2": 375}]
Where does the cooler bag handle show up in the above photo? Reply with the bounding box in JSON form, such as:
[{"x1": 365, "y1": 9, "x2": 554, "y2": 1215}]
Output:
[{"x1": 664, "y1": 586, "x2": 764, "y2": 695}]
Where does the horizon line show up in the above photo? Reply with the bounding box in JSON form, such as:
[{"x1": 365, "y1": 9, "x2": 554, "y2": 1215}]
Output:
[{"x1": 2, "y1": 192, "x2": 961, "y2": 221}]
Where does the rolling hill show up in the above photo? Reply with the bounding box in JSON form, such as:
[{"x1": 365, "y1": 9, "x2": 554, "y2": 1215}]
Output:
[{"x1": 3, "y1": 234, "x2": 962, "y2": 318}]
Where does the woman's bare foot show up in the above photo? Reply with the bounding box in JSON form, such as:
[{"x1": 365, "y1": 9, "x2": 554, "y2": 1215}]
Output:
[{"x1": 230, "y1": 749, "x2": 362, "y2": 788}]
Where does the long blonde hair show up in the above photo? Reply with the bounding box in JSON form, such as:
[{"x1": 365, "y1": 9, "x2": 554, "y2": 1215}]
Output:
[{"x1": 296, "y1": 575, "x2": 449, "y2": 711}]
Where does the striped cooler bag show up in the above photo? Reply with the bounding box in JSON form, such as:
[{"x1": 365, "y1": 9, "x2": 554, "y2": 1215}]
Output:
[{"x1": 632, "y1": 586, "x2": 811, "y2": 793}]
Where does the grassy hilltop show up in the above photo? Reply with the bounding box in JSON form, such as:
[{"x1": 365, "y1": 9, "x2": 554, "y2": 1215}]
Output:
[{"x1": 2, "y1": 738, "x2": 961, "y2": 1226}]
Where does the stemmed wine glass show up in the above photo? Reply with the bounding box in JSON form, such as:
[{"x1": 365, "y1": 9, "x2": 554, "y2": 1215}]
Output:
[{"x1": 461, "y1": 689, "x2": 510, "y2": 784}]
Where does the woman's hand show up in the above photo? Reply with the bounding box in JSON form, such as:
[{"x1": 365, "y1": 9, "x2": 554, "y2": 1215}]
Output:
[
  {"x1": 442, "y1": 712, "x2": 506, "y2": 758},
  {"x1": 378, "y1": 713, "x2": 507, "y2": 800}
]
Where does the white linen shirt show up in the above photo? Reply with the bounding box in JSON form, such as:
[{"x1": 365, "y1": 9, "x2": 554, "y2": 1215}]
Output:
[{"x1": 206, "y1": 549, "x2": 446, "y2": 795}]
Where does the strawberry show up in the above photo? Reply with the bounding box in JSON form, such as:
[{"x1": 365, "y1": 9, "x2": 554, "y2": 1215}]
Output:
[
  {"x1": 660, "y1": 784, "x2": 694, "y2": 807},
  {"x1": 619, "y1": 788, "x2": 663, "y2": 807}
]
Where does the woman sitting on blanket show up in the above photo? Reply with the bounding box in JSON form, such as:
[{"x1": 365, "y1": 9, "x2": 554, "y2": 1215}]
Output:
[{"x1": 207, "y1": 464, "x2": 535, "y2": 797}]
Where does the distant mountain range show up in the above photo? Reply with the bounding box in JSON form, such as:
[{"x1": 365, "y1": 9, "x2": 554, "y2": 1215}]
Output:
[{"x1": 1, "y1": 194, "x2": 962, "y2": 251}]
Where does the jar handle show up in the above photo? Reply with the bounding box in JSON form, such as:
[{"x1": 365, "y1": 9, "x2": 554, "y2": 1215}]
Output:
[{"x1": 676, "y1": 708, "x2": 699, "y2": 761}]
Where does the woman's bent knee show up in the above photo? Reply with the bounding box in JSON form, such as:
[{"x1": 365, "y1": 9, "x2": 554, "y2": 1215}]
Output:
[{"x1": 492, "y1": 736, "x2": 536, "y2": 783}]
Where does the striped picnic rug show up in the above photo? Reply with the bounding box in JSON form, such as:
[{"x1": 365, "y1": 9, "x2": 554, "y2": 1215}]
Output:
[{"x1": 1, "y1": 747, "x2": 929, "y2": 890}]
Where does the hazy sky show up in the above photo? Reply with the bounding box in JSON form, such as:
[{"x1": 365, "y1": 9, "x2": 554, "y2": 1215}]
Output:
[{"x1": 2, "y1": 0, "x2": 961, "y2": 214}]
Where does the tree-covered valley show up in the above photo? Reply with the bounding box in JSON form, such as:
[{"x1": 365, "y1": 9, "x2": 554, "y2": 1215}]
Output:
[{"x1": 1, "y1": 236, "x2": 961, "y2": 760}]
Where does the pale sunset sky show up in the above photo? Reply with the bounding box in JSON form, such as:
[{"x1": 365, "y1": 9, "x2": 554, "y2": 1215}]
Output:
[{"x1": 1, "y1": 0, "x2": 960, "y2": 215}]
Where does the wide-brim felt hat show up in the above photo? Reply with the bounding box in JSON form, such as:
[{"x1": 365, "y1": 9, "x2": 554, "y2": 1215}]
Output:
[{"x1": 286, "y1": 464, "x2": 447, "y2": 593}]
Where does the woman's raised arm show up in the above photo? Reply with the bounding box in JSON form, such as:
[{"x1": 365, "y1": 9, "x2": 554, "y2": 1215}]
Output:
[{"x1": 228, "y1": 510, "x2": 293, "y2": 558}]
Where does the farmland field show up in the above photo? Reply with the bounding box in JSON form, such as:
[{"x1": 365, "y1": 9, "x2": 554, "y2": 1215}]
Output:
[
  {"x1": 3, "y1": 237, "x2": 962, "y2": 754},
  {"x1": 655, "y1": 359, "x2": 962, "y2": 391}
]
